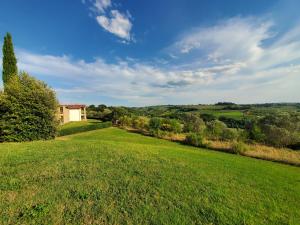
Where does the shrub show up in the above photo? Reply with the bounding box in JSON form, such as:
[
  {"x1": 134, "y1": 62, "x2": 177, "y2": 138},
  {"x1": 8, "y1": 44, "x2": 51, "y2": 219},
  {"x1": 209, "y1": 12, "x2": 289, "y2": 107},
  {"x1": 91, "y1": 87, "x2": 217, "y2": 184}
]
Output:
[
  {"x1": 231, "y1": 141, "x2": 249, "y2": 154},
  {"x1": 220, "y1": 128, "x2": 239, "y2": 141},
  {"x1": 200, "y1": 113, "x2": 217, "y2": 122},
  {"x1": 149, "y1": 129, "x2": 166, "y2": 138},
  {"x1": 110, "y1": 107, "x2": 129, "y2": 124},
  {"x1": 118, "y1": 115, "x2": 132, "y2": 127},
  {"x1": 185, "y1": 133, "x2": 205, "y2": 147},
  {"x1": 132, "y1": 116, "x2": 149, "y2": 130},
  {"x1": 183, "y1": 113, "x2": 206, "y2": 133},
  {"x1": 0, "y1": 72, "x2": 58, "y2": 142},
  {"x1": 149, "y1": 117, "x2": 162, "y2": 130},
  {"x1": 206, "y1": 120, "x2": 227, "y2": 140},
  {"x1": 160, "y1": 118, "x2": 182, "y2": 133},
  {"x1": 247, "y1": 112, "x2": 300, "y2": 147},
  {"x1": 219, "y1": 116, "x2": 247, "y2": 129}
]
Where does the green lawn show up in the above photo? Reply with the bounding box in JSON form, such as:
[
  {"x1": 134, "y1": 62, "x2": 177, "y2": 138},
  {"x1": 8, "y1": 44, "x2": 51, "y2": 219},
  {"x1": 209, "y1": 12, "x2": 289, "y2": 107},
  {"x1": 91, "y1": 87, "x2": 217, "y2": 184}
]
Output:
[
  {"x1": 58, "y1": 120, "x2": 111, "y2": 136},
  {"x1": 0, "y1": 128, "x2": 299, "y2": 224},
  {"x1": 199, "y1": 110, "x2": 244, "y2": 119}
]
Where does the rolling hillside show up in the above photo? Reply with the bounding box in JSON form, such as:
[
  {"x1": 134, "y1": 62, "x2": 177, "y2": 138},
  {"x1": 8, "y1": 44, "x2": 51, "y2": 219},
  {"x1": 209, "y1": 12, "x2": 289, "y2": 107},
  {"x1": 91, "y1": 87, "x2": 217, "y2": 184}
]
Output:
[{"x1": 0, "y1": 128, "x2": 299, "y2": 224}]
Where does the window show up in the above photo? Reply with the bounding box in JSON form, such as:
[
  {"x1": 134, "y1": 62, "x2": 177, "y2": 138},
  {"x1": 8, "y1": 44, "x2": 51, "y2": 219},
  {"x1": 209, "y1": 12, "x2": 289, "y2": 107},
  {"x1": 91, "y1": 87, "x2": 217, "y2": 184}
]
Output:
[{"x1": 60, "y1": 107, "x2": 63, "y2": 114}]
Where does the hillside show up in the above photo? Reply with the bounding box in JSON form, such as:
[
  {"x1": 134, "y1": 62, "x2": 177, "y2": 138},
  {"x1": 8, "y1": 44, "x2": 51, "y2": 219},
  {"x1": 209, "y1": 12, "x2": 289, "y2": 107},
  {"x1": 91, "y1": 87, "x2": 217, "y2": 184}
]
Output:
[{"x1": 0, "y1": 128, "x2": 300, "y2": 224}]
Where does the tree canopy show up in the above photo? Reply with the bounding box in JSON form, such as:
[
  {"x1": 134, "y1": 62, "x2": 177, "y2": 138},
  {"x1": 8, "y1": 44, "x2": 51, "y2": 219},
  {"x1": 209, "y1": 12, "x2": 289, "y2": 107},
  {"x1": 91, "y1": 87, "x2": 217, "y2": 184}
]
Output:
[
  {"x1": 2, "y1": 33, "x2": 17, "y2": 86},
  {"x1": 0, "y1": 72, "x2": 59, "y2": 142}
]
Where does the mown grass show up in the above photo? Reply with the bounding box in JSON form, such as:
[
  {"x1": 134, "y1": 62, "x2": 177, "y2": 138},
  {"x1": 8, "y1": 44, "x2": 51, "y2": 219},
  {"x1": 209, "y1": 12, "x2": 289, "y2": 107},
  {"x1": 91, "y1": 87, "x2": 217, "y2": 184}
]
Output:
[
  {"x1": 198, "y1": 109, "x2": 244, "y2": 119},
  {"x1": 58, "y1": 120, "x2": 112, "y2": 136},
  {"x1": 0, "y1": 128, "x2": 300, "y2": 224}
]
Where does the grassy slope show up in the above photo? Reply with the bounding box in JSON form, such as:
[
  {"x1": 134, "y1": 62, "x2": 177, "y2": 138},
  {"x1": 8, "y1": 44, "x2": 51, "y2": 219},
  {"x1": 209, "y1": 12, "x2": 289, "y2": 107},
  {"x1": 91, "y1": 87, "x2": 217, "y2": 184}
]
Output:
[
  {"x1": 58, "y1": 120, "x2": 111, "y2": 136},
  {"x1": 0, "y1": 128, "x2": 300, "y2": 225}
]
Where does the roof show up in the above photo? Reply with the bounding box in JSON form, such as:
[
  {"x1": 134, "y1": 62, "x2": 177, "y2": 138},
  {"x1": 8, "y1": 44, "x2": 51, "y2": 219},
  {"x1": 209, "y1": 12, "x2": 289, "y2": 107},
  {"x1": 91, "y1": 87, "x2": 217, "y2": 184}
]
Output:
[{"x1": 60, "y1": 104, "x2": 86, "y2": 109}]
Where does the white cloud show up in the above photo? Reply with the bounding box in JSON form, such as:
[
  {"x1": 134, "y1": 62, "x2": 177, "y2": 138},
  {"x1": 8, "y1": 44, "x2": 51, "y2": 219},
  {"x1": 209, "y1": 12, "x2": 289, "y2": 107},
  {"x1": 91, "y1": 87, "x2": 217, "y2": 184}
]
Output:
[
  {"x1": 172, "y1": 17, "x2": 273, "y2": 64},
  {"x1": 94, "y1": 0, "x2": 111, "y2": 13},
  {"x1": 96, "y1": 10, "x2": 132, "y2": 41},
  {"x1": 2, "y1": 17, "x2": 300, "y2": 105},
  {"x1": 86, "y1": 0, "x2": 134, "y2": 42}
]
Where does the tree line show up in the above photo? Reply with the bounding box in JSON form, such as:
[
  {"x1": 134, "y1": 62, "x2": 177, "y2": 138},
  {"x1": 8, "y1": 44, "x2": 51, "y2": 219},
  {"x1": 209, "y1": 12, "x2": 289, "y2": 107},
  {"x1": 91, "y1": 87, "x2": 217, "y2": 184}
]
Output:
[{"x1": 87, "y1": 104, "x2": 300, "y2": 150}]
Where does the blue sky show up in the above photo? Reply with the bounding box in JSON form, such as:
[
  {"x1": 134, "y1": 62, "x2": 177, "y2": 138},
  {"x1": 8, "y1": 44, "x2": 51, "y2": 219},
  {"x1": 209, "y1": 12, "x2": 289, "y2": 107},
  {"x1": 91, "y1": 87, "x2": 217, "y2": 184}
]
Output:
[{"x1": 0, "y1": 0, "x2": 299, "y2": 106}]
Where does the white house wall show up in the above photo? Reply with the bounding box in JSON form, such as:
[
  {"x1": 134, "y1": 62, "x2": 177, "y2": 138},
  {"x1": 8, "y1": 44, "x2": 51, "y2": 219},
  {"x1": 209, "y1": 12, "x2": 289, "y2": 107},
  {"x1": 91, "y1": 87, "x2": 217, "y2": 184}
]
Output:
[{"x1": 69, "y1": 109, "x2": 81, "y2": 121}]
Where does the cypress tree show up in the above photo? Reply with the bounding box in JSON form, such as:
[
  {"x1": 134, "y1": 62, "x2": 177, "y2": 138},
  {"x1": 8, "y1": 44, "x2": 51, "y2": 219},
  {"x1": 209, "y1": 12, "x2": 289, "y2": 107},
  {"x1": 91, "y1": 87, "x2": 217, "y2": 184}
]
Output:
[{"x1": 2, "y1": 33, "x2": 17, "y2": 86}]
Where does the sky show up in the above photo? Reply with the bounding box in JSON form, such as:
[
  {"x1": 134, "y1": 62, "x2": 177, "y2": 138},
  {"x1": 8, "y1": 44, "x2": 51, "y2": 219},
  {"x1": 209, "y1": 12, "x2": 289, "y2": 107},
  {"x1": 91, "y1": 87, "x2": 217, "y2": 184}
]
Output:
[{"x1": 0, "y1": 0, "x2": 299, "y2": 106}]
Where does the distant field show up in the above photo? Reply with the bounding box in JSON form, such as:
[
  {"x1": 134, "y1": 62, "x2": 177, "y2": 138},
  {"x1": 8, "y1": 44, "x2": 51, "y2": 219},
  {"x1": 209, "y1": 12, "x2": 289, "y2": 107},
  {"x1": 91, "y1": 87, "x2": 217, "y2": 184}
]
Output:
[
  {"x1": 1, "y1": 128, "x2": 300, "y2": 224},
  {"x1": 199, "y1": 110, "x2": 244, "y2": 119}
]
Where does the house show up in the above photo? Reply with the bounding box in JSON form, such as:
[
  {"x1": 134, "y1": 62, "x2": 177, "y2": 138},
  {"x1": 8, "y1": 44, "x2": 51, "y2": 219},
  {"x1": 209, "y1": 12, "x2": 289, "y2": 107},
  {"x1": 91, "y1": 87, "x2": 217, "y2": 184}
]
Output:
[{"x1": 58, "y1": 104, "x2": 87, "y2": 124}]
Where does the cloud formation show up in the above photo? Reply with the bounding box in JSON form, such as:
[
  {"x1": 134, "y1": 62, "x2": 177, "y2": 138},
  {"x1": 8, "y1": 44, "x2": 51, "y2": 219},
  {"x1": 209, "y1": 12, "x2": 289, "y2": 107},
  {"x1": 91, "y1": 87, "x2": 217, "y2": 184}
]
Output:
[
  {"x1": 85, "y1": 0, "x2": 133, "y2": 42},
  {"x1": 96, "y1": 10, "x2": 132, "y2": 41},
  {"x1": 94, "y1": 0, "x2": 111, "y2": 13},
  {"x1": 171, "y1": 17, "x2": 273, "y2": 63},
  {"x1": 3, "y1": 17, "x2": 299, "y2": 105}
]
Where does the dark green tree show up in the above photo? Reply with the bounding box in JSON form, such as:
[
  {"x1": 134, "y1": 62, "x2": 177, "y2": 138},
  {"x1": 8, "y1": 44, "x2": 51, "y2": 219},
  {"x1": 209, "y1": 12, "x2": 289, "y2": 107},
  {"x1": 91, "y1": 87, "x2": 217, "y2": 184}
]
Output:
[
  {"x1": 2, "y1": 33, "x2": 17, "y2": 86},
  {"x1": 0, "y1": 72, "x2": 59, "y2": 142}
]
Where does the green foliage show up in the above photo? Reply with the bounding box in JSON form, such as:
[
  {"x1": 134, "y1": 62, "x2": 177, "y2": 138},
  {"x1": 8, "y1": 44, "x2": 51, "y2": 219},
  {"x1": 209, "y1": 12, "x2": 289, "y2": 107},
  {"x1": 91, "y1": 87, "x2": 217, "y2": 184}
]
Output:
[
  {"x1": 111, "y1": 107, "x2": 129, "y2": 124},
  {"x1": 220, "y1": 128, "x2": 239, "y2": 141},
  {"x1": 200, "y1": 113, "x2": 217, "y2": 122},
  {"x1": 248, "y1": 112, "x2": 300, "y2": 147},
  {"x1": 160, "y1": 118, "x2": 182, "y2": 133},
  {"x1": 0, "y1": 72, "x2": 58, "y2": 142},
  {"x1": 86, "y1": 104, "x2": 113, "y2": 121},
  {"x1": 87, "y1": 103, "x2": 300, "y2": 149},
  {"x1": 231, "y1": 141, "x2": 249, "y2": 154},
  {"x1": 206, "y1": 120, "x2": 227, "y2": 140},
  {"x1": 185, "y1": 132, "x2": 205, "y2": 147},
  {"x1": 148, "y1": 117, "x2": 182, "y2": 133},
  {"x1": 219, "y1": 116, "x2": 247, "y2": 129},
  {"x1": 149, "y1": 129, "x2": 168, "y2": 138},
  {"x1": 246, "y1": 121, "x2": 265, "y2": 143},
  {"x1": 149, "y1": 117, "x2": 162, "y2": 130},
  {"x1": 118, "y1": 115, "x2": 132, "y2": 127},
  {"x1": 2, "y1": 33, "x2": 17, "y2": 86},
  {"x1": 183, "y1": 113, "x2": 206, "y2": 133},
  {"x1": 58, "y1": 120, "x2": 112, "y2": 136},
  {"x1": 132, "y1": 116, "x2": 149, "y2": 130}
]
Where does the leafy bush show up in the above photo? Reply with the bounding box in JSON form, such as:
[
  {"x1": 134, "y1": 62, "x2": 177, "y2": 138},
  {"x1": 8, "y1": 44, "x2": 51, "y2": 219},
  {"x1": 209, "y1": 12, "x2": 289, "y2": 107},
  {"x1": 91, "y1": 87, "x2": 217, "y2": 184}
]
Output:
[
  {"x1": 246, "y1": 121, "x2": 265, "y2": 143},
  {"x1": 0, "y1": 72, "x2": 58, "y2": 142},
  {"x1": 200, "y1": 113, "x2": 217, "y2": 122},
  {"x1": 185, "y1": 133, "x2": 205, "y2": 147},
  {"x1": 149, "y1": 129, "x2": 167, "y2": 138},
  {"x1": 118, "y1": 115, "x2": 132, "y2": 127},
  {"x1": 247, "y1": 112, "x2": 300, "y2": 147},
  {"x1": 110, "y1": 107, "x2": 129, "y2": 124},
  {"x1": 231, "y1": 141, "x2": 249, "y2": 154},
  {"x1": 160, "y1": 118, "x2": 182, "y2": 133},
  {"x1": 205, "y1": 120, "x2": 227, "y2": 140},
  {"x1": 220, "y1": 128, "x2": 239, "y2": 141},
  {"x1": 219, "y1": 116, "x2": 247, "y2": 129},
  {"x1": 149, "y1": 117, "x2": 162, "y2": 130},
  {"x1": 132, "y1": 116, "x2": 149, "y2": 130},
  {"x1": 183, "y1": 113, "x2": 206, "y2": 133}
]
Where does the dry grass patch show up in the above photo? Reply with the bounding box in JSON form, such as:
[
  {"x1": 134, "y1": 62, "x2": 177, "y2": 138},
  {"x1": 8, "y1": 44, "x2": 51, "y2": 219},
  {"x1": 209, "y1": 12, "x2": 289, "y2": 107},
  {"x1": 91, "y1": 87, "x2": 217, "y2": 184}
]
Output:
[{"x1": 244, "y1": 144, "x2": 300, "y2": 166}]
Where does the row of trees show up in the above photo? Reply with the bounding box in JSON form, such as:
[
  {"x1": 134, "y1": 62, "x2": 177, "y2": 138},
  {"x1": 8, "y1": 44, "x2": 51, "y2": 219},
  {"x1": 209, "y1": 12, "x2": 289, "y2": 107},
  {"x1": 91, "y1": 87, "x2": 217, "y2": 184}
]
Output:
[
  {"x1": 90, "y1": 105, "x2": 300, "y2": 149},
  {"x1": 0, "y1": 33, "x2": 58, "y2": 142}
]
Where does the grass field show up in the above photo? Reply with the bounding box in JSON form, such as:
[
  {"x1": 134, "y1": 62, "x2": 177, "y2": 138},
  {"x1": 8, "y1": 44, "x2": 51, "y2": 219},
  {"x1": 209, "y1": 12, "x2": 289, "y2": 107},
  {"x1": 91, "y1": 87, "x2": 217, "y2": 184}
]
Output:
[
  {"x1": 0, "y1": 128, "x2": 300, "y2": 224},
  {"x1": 58, "y1": 120, "x2": 111, "y2": 136},
  {"x1": 198, "y1": 110, "x2": 244, "y2": 119}
]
